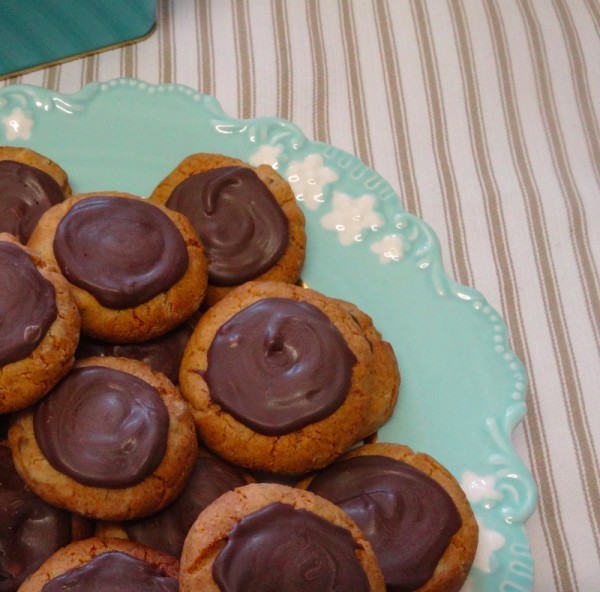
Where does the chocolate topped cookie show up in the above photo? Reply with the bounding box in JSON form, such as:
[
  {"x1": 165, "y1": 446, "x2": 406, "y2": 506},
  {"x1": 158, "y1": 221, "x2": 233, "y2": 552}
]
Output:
[
  {"x1": 9, "y1": 356, "x2": 198, "y2": 521},
  {"x1": 96, "y1": 449, "x2": 254, "y2": 558},
  {"x1": 179, "y1": 482, "x2": 385, "y2": 592},
  {"x1": 18, "y1": 537, "x2": 179, "y2": 592},
  {"x1": 0, "y1": 147, "x2": 70, "y2": 243},
  {"x1": 39, "y1": 551, "x2": 178, "y2": 592},
  {"x1": 0, "y1": 443, "x2": 72, "y2": 592},
  {"x1": 298, "y1": 443, "x2": 479, "y2": 592},
  {"x1": 150, "y1": 153, "x2": 306, "y2": 306},
  {"x1": 214, "y1": 502, "x2": 370, "y2": 591},
  {"x1": 179, "y1": 281, "x2": 376, "y2": 474},
  {"x1": 76, "y1": 319, "x2": 194, "y2": 385},
  {"x1": 0, "y1": 234, "x2": 80, "y2": 414},
  {"x1": 27, "y1": 192, "x2": 208, "y2": 342}
]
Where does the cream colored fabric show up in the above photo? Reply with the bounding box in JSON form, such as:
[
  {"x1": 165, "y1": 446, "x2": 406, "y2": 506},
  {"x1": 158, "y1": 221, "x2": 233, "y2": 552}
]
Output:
[{"x1": 2, "y1": 1, "x2": 599, "y2": 589}]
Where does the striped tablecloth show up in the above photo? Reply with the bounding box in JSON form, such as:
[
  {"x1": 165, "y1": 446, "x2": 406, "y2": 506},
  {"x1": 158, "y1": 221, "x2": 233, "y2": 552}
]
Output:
[{"x1": 2, "y1": 1, "x2": 599, "y2": 589}]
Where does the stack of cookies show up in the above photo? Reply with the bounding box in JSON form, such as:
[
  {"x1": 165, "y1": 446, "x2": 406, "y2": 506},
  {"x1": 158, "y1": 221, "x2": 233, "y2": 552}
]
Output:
[{"x1": 0, "y1": 147, "x2": 477, "y2": 592}]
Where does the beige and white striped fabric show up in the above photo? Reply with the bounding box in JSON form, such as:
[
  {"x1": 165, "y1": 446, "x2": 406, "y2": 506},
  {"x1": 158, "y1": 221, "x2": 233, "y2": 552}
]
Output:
[{"x1": 2, "y1": 1, "x2": 599, "y2": 589}]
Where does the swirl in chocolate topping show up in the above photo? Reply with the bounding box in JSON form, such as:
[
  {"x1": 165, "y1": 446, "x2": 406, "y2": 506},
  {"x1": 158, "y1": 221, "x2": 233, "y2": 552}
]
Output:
[
  {"x1": 205, "y1": 297, "x2": 357, "y2": 435},
  {"x1": 40, "y1": 551, "x2": 178, "y2": 592},
  {"x1": 0, "y1": 446, "x2": 72, "y2": 592},
  {"x1": 0, "y1": 242, "x2": 57, "y2": 367},
  {"x1": 0, "y1": 160, "x2": 66, "y2": 243},
  {"x1": 33, "y1": 366, "x2": 169, "y2": 488},
  {"x1": 53, "y1": 196, "x2": 188, "y2": 309},
  {"x1": 166, "y1": 166, "x2": 289, "y2": 286},
  {"x1": 307, "y1": 455, "x2": 462, "y2": 592},
  {"x1": 212, "y1": 502, "x2": 370, "y2": 592},
  {"x1": 125, "y1": 456, "x2": 248, "y2": 557}
]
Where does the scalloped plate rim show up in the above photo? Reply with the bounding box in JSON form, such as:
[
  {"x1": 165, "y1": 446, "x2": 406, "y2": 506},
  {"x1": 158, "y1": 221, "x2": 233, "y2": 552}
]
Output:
[{"x1": 0, "y1": 77, "x2": 538, "y2": 591}]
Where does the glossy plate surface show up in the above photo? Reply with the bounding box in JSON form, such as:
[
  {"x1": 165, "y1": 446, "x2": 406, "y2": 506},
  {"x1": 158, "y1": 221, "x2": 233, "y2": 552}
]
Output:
[{"x1": 0, "y1": 78, "x2": 538, "y2": 591}]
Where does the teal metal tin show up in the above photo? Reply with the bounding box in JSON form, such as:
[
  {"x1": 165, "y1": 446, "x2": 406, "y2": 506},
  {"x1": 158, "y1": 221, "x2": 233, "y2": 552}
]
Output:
[{"x1": 0, "y1": 1, "x2": 156, "y2": 78}]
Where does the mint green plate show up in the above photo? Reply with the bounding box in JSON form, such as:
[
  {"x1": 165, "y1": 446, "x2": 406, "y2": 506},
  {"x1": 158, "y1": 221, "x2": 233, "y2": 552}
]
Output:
[{"x1": 0, "y1": 79, "x2": 537, "y2": 591}]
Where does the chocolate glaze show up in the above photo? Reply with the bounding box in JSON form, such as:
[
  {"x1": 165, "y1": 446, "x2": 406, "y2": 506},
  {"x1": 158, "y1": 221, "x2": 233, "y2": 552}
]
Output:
[
  {"x1": 308, "y1": 455, "x2": 462, "y2": 592},
  {"x1": 33, "y1": 366, "x2": 169, "y2": 488},
  {"x1": 205, "y1": 297, "x2": 357, "y2": 435},
  {"x1": 212, "y1": 502, "x2": 370, "y2": 592},
  {"x1": 76, "y1": 321, "x2": 194, "y2": 385},
  {"x1": 166, "y1": 166, "x2": 289, "y2": 286},
  {"x1": 125, "y1": 456, "x2": 248, "y2": 557},
  {"x1": 0, "y1": 445, "x2": 72, "y2": 592},
  {"x1": 53, "y1": 196, "x2": 188, "y2": 309},
  {"x1": 40, "y1": 551, "x2": 178, "y2": 592},
  {"x1": 0, "y1": 242, "x2": 57, "y2": 367},
  {"x1": 0, "y1": 160, "x2": 66, "y2": 243}
]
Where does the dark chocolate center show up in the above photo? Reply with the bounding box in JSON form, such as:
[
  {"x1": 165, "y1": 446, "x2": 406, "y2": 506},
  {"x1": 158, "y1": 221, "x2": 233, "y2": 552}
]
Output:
[
  {"x1": 0, "y1": 242, "x2": 57, "y2": 366},
  {"x1": 33, "y1": 366, "x2": 169, "y2": 488},
  {"x1": 53, "y1": 196, "x2": 188, "y2": 308},
  {"x1": 40, "y1": 551, "x2": 178, "y2": 592},
  {"x1": 205, "y1": 298, "x2": 356, "y2": 435},
  {"x1": 166, "y1": 166, "x2": 289, "y2": 286},
  {"x1": 212, "y1": 502, "x2": 370, "y2": 592},
  {"x1": 308, "y1": 455, "x2": 463, "y2": 592}
]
